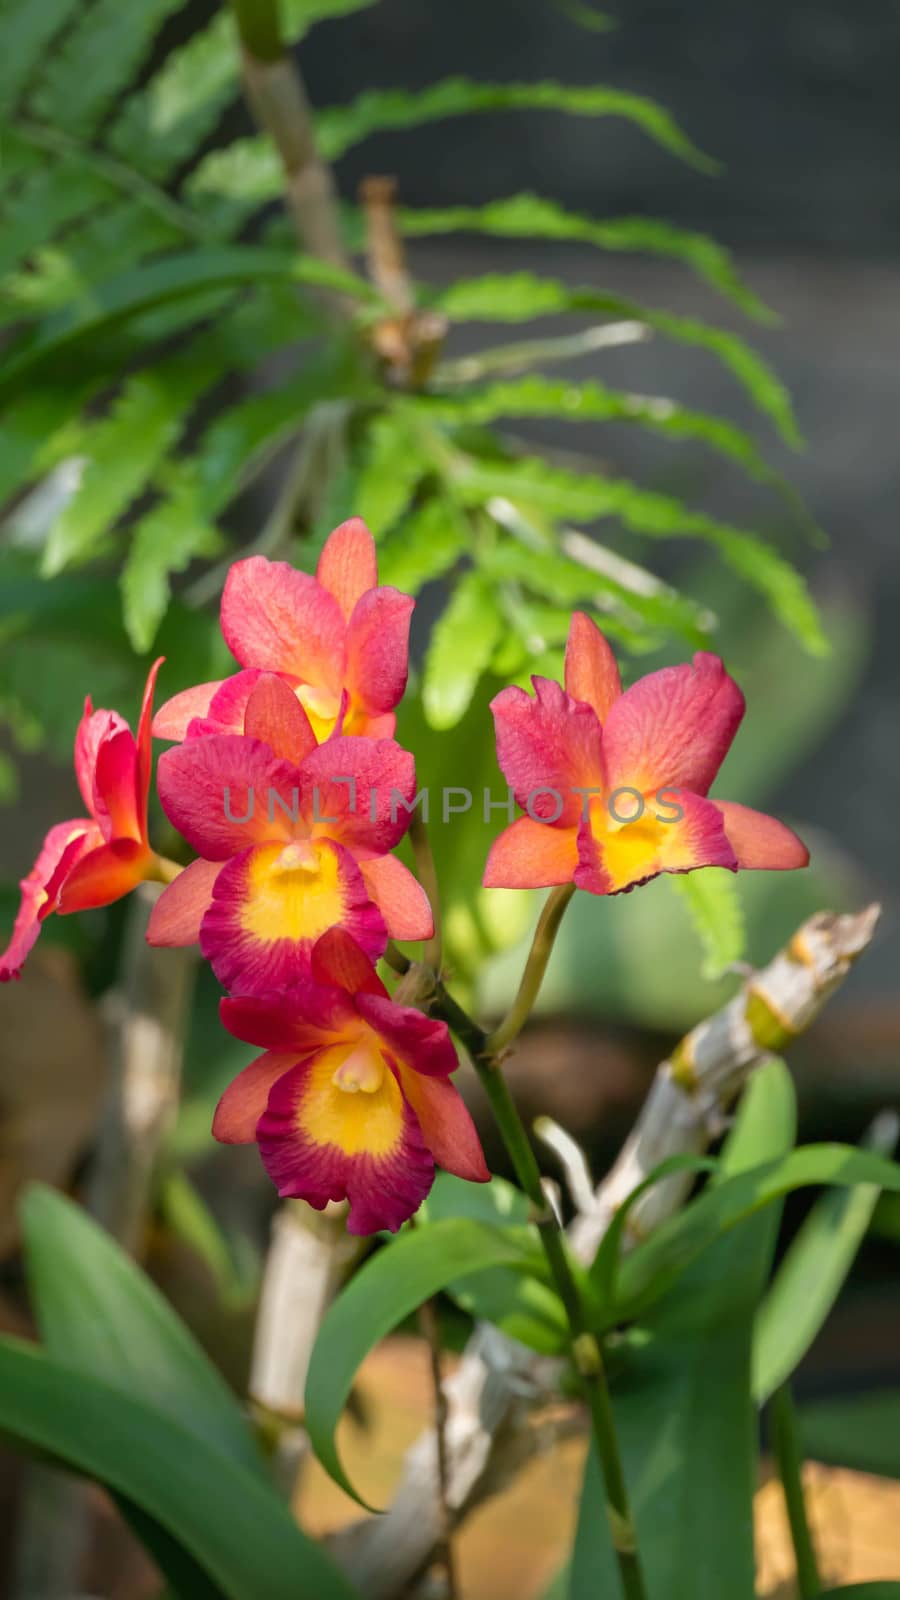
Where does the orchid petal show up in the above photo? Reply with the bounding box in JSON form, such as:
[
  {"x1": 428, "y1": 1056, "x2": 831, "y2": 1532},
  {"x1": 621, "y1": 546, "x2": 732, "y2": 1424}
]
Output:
[
  {"x1": 397, "y1": 1067, "x2": 490, "y2": 1183},
  {"x1": 712, "y1": 800, "x2": 809, "y2": 870},
  {"x1": 315, "y1": 517, "x2": 377, "y2": 620},
  {"x1": 310, "y1": 927, "x2": 388, "y2": 997},
  {"x1": 152, "y1": 681, "x2": 223, "y2": 742},
  {"x1": 56, "y1": 838, "x2": 150, "y2": 913},
  {"x1": 358, "y1": 855, "x2": 433, "y2": 942},
  {"x1": 355, "y1": 991, "x2": 460, "y2": 1078},
  {"x1": 564, "y1": 611, "x2": 622, "y2": 723},
  {"x1": 603, "y1": 652, "x2": 745, "y2": 797},
  {"x1": 212, "y1": 1050, "x2": 301, "y2": 1143},
  {"x1": 576, "y1": 789, "x2": 737, "y2": 895},
  {"x1": 221, "y1": 556, "x2": 346, "y2": 689},
  {"x1": 0, "y1": 819, "x2": 100, "y2": 980},
  {"x1": 146, "y1": 858, "x2": 223, "y2": 946},
  {"x1": 345, "y1": 587, "x2": 415, "y2": 718},
  {"x1": 483, "y1": 816, "x2": 579, "y2": 889},
  {"x1": 491, "y1": 677, "x2": 604, "y2": 826},
  {"x1": 300, "y1": 736, "x2": 417, "y2": 856},
  {"x1": 157, "y1": 735, "x2": 302, "y2": 859},
  {"x1": 243, "y1": 673, "x2": 317, "y2": 764}
]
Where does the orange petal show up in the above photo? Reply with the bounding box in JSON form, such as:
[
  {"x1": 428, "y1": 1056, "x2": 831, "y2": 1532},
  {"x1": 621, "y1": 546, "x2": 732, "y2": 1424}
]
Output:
[
  {"x1": 398, "y1": 1066, "x2": 490, "y2": 1184},
  {"x1": 315, "y1": 517, "x2": 378, "y2": 620},
  {"x1": 483, "y1": 816, "x2": 579, "y2": 889},
  {"x1": 602, "y1": 652, "x2": 745, "y2": 797},
  {"x1": 358, "y1": 854, "x2": 434, "y2": 941},
  {"x1": 56, "y1": 838, "x2": 149, "y2": 913},
  {"x1": 311, "y1": 927, "x2": 388, "y2": 996},
  {"x1": 564, "y1": 611, "x2": 621, "y2": 722},
  {"x1": 213, "y1": 1050, "x2": 300, "y2": 1143},
  {"x1": 712, "y1": 800, "x2": 809, "y2": 870},
  {"x1": 146, "y1": 858, "x2": 223, "y2": 946},
  {"x1": 243, "y1": 673, "x2": 316, "y2": 764}
]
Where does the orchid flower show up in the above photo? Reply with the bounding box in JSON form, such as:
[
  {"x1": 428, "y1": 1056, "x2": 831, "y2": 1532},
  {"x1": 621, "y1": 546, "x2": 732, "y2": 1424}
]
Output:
[
  {"x1": 215, "y1": 929, "x2": 489, "y2": 1234},
  {"x1": 148, "y1": 673, "x2": 432, "y2": 992},
  {"x1": 0, "y1": 659, "x2": 169, "y2": 980},
  {"x1": 484, "y1": 612, "x2": 809, "y2": 895},
  {"x1": 153, "y1": 518, "x2": 413, "y2": 745}
]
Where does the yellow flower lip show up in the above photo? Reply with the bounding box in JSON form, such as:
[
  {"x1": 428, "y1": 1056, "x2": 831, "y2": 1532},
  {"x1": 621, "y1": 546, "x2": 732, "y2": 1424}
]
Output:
[
  {"x1": 331, "y1": 1040, "x2": 384, "y2": 1095},
  {"x1": 297, "y1": 683, "x2": 341, "y2": 722}
]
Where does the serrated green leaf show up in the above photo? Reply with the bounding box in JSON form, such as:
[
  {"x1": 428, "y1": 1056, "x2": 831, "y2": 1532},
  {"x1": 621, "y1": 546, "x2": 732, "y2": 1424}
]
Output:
[
  {"x1": 107, "y1": 12, "x2": 240, "y2": 180},
  {"x1": 0, "y1": 157, "x2": 112, "y2": 279},
  {"x1": 400, "y1": 196, "x2": 773, "y2": 319},
  {"x1": 317, "y1": 78, "x2": 716, "y2": 170},
  {"x1": 456, "y1": 455, "x2": 825, "y2": 654},
  {"x1": 409, "y1": 376, "x2": 779, "y2": 484},
  {"x1": 753, "y1": 1114, "x2": 898, "y2": 1403},
  {"x1": 477, "y1": 528, "x2": 710, "y2": 645},
  {"x1": 0, "y1": 247, "x2": 375, "y2": 402},
  {"x1": 0, "y1": 0, "x2": 81, "y2": 115},
  {"x1": 377, "y1": 497, "x2": 470, "y2": 592},
  {"x1": 42, "y1": 369, "x2": 207, "y2": 577},
  {"x1": 355, "y1": 410, "x2": 425, "y2": 537},
  {"x1": 435, "y1": 271, "x2": 800, "y2": 444},
  {"x1": 0, "y1": 1337, "x2": 357, "y2": 1600},
  {"x1": 304, "y1": 1218, "x2": 539, "y2": 1507},
  {"x1": 28, "y1": 0, "x2": 185, "y2": 139},
  {"x1": 121, "y1": 489, "x2": 223, "y2": 651},
  {"x1": 669, "y1": 868, "x2": 745, "y2": 979},
  {"x1": 423, "y1": 569, "x2": 502, "y2": 728}
]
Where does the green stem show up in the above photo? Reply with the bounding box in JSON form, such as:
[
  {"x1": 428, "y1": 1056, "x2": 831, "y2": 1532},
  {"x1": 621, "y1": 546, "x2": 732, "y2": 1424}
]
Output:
[
  {"x1": 771, "y1": 1383, "x2": 821, "y2": 1598},
  {"x1": 471, "y1": 1059, "x2": 646, "y2": 1600},
  {"x1": 229, "y1": 0, "x2": 283, "y2": 61},
  {"x1": 484, "y1": 883, "x2": 575, "y2": 1055}
]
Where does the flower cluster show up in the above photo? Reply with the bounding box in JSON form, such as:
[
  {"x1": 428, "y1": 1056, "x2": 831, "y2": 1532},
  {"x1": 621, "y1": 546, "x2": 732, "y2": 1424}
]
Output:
[{"x1": 0, "y1": 517, "x2": 809, "y2": 1232}]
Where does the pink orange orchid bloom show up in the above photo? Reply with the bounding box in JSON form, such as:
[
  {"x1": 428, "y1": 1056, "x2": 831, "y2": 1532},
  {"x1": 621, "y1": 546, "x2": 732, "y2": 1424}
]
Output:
[
  {"x1": 148, "y1": 673, "x2": 432, "y2": 993},
  {"x1": 0, "y1": 659, "x2": 170, "y2": 980},
  {"x1": 484, "y1": 612, "x2": 809, "y2": 896},
  {"x1": 215, "y1": 929, "x2": 489, "y2": 1234},
  {"x1": 153, "y1": 518, "x2": 413, "y2": 746}
]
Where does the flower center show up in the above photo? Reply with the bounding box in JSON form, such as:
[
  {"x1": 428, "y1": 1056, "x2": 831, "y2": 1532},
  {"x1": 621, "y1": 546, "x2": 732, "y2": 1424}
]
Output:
[
  {"x1": 331, "y1": 1039, "x2": 385, "y2": 1095},
  {"x1": 274, "y1": 840, "x2": 319, "y2": 874},
  {"x1": 296, "y1": 683, "x2": 342, "y2": 741}
]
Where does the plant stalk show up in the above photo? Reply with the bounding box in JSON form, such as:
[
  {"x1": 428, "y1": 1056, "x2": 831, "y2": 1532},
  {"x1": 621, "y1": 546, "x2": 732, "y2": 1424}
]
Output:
[
  {"x1": 770, "y1": 1382, "x2": 821, "y2": 1599},
  {"x1": 484, "y1": 883, "x2": 575, "y2": 1055}
]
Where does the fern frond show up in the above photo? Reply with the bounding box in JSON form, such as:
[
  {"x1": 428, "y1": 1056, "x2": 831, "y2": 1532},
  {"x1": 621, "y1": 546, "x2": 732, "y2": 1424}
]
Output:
[
  {"x1": 670, "y1": 869, "x2": 746, "y2": 979},
  {"x1": 41, "y1": 364, "x2": 212, "y2": 577},
  {"x1": 423, "y1": 569, "x2": 502, "y2": 729},
  {"x1": 27, "y1": 0, "x2": 185, "y2": 139},
  {"x1": 317, "y1": 79, "x2": 716, "y2": 170},
  {"x1": 404, "y1": 378, "x2": 779, "y2": 485},
  {"x1": 455, "y1": 455, "x2": 826, "y2": 653},
  {"x1": 433, "y1": 271, "x2": 799, "y2": 444},
  {"x1": 399, "y1": 196, "x2": 773, "y2": 320},
  {"x1": 121, "y1": 484, "x2": 223, "y2": 652},
  {"x1": 0, "y1": 153, "x2": 113, "y2": 278},
  {"x1": 0, "y1": 0, "x2": 81, "y2": 116},
  {"x1": 377, "y1": 497, "x2": 469, "y2": 593},
  {"x1": 354, "y1": 412, "x2": 426, "y2": 537},
  {"x1": 107, "y1": 12, "x2": 240, "y2": 181}
]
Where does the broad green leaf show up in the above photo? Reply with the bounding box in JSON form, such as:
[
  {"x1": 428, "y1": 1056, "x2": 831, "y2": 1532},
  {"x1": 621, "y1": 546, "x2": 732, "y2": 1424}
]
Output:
[
  {"x1": 305, "y1": 1217, "x2": 539, "y2": 1506},
  {"x1": 669, "y1": 868, "x2": 746, "y2": 979},
  {"x1": 422, "y1": 569, "x2": 502, "y2": 729},
  {"x1": 590, "y1": 1155, "x2": 718, "y2": 1306},
  {"x1": 572, "y1": 1060, "x2": 796, "y2": 1600},
  {"x1": 421, "y1": 1174, "x2": 566, "y2": 1352},
  {"x1": 399, "y1": 196, "x2": 772, "y2": 320},
  {"x1": 317, "y1": 79, "x2": 716, "y2": 170},
  {"x1": 434, "y1": 271, "x2": 800, "y2": 444},
  {"x1": 799, "y1": 1389, "x2": 900, "y2": 1480},
  {"x1": 0, "y1": 1337, "x2": 356, "y2": 1600},
  {"x1": 28, "y1": 0, "x2": 185, "y2": 139},
  {"x1": 21, "y1": 1185, "x2": 264, "y2": 1476},
  {"x1": 456, "y1": 454, "x2": 825, "y2": 654},
  {"x1": 611, "y1": 1143, "x2": 900, "y2": 1328},
  {"x1": 0, "y1": 247, "x2": 375, "y2": 401},
  {"x1": 754, "y1": 1113, "x2": 899, "y2": 1402},
  {"x1": 377, "y1": 496, "x2": 469, "y2": 592},
  {"x1": 354, "y1": 410, "x2": 425, "y2": 537}
]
